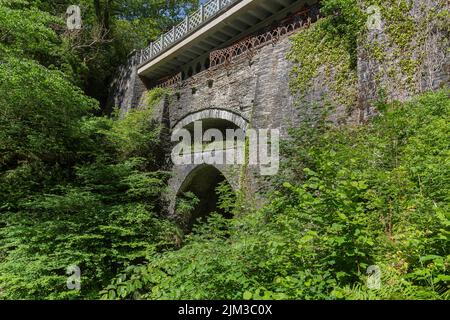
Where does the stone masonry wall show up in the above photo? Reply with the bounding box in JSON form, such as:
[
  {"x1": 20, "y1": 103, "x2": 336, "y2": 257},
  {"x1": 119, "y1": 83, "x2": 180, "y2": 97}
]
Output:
[
  {"x1": 107, "y1": 51, "x2": 147, "y2": 117},
  {"x1": 358, "y1": 0, "x2": 449, "y2": 117},
  {"x1": 110, "y1": 2, "x2": 449, "y2": 216},
  {"x1": 158, "y1": 34, "x2": 315, "y2": 212},
  {"x1": 161, "y1": 34, "x2": 299, "y2": 136}
]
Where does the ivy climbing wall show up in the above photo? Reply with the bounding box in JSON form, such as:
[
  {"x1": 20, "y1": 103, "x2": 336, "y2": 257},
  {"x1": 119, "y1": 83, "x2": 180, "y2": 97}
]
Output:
[{"x1": 358, "y1": 0, "x2": 449, "y2": 117}]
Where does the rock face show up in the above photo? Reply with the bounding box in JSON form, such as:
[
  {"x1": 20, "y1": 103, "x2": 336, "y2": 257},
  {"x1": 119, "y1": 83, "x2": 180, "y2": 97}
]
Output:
[
  {"x1": 107, "y1": 51, "x2": 147, "y2": 117},
  {"x1": 358, "y1": 0, "x2": 449, "y2": 118},
  {"x1": 109, "y1": 2, "x2": 449, "y2": 219}
]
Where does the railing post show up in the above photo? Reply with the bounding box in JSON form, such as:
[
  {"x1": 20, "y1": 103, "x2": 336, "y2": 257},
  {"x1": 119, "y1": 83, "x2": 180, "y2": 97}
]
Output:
[
  {"x1": 200, "y1": 4, "x2": 205, "y2": 22},
  {"x1": 150, "y1": 42, "x2": 153, "y2": 58},
  {"x1": 218, "y1": 0, "x2": 222, "y2": 10},
  {"x1": 160, "y1": 34, "x2": 164, "y2": 48},
  {"x1": 172, "y1": 26, "x2": 176, "y2": 41},
  {"x1": 186, "y1": 14, "x2": 190, "y2": 32}
]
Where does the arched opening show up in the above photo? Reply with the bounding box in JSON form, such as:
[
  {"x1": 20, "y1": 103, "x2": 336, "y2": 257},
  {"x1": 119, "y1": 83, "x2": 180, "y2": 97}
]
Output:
[
  {"x1": 172, "y1": 109, "x2": 248, "y2": 149},
  {"x1": 176, "y1": 165, "x2": 233, "y2": 232},
  {"x1": 182, "y1": 118, "x2": 240, "y2": 141}
]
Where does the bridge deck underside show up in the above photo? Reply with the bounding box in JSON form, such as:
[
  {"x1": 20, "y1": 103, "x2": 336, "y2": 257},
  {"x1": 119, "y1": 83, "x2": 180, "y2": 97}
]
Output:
[{"x1": 138, "y1": 0, "x2": 318, "y2": 83}]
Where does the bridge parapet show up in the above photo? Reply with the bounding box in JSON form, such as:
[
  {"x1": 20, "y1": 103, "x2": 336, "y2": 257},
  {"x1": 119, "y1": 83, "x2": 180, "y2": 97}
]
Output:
[
  {"x1": 140, "y1": 0, "x2": 241, "y2": 66},
  {"x1": 137, "y1": 0, "x2": 320, "y2": 84}
]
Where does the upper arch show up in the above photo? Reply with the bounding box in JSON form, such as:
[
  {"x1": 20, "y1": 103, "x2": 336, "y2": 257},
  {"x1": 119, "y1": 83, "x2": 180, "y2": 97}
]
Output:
[{"x1": 172, "y1": 108, "x2": 249, "y2": 132}]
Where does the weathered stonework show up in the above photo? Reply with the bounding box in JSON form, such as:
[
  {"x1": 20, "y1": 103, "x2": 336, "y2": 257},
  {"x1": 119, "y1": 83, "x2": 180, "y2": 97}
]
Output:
[
  {"x1": 165, "y1": 34, "x2": 298, "y2": 136},
  {"x1": 110, "y1": 1, "x2": 449, "y2": 220},
  {"x1": 107, "y1": 51, "x2": 147, "y2": 117},
  {"x1": 111, "y1": 30, "x2": 360, "y2": 217},
  {"x1": 358, "y1": 0, "x2": 449, "y2": 117},
  {"x1": 157, "y1": 35, "x2": 300, "y2": 215}
]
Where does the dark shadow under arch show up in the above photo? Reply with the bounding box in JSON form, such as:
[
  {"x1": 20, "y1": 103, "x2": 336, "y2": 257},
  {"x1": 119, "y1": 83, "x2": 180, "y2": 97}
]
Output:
[{"x1": 176, "y1": 165, "x2": 233, "y2": 232}]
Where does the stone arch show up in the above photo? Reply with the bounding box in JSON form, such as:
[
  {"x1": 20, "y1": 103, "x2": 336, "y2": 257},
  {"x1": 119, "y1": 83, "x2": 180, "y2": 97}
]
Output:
[
  {"x1": 172, "y1": 164, "x2": 238, "y2": 231},
  {"x1": 168, "y1": 109, "x2": 247, "y2": 218},
  {"x1": 174, "y1": 164, "x2": 239, "y2": 199},
  {"x1": 172, "y1": 108, "x2": 249, "y2": 132}
]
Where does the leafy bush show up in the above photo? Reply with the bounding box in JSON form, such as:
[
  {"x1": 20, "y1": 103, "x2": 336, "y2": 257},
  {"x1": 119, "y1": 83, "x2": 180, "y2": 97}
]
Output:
[
  {"x1": 0, "y1": 0, "x2": 191, "y2": 300},
  {"x1": 0, "y1": 104, "x2": 179, "y2": 299},
  {"x1": 102, "y1": 90, "x2": 449, "y2": 300}
]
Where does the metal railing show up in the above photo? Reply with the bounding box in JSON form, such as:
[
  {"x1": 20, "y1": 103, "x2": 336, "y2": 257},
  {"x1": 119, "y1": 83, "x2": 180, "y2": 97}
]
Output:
[{"x1": 139, "y1": 0, "x2": 241, "y2": 66}]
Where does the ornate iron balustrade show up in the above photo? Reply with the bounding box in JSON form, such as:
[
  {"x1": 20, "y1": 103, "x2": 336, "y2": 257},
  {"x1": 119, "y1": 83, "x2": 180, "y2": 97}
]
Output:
[
  {"x1": 153, "y1": 6, "x2": 320, "y2": 89},
  {"x1": 210, "y1": 7, "x2": 318, "y2": 67},
  {"x1": 140, "y1": 0, "x2": 241, "y2": 66},
  {"x1": 154, "y1": 72, "x2": 182, "y2": 88}
]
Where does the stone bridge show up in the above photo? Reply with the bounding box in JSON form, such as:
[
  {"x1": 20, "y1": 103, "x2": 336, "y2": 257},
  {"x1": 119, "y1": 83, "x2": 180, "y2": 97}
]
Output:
[
  {"x1": 109, "y1": 0, "x2": 321, "y2": 224},
  {"x1": 108, "y1": 0, "x2": 449, "y2": 226}
]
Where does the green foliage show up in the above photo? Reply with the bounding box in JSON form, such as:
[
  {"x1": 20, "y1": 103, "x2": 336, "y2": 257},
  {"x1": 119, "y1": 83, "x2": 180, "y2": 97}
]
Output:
[
  {"x1": 0, "y1": 57, "x2": 96, "y2": 151},
  {"x1": 0, "y1": 1, "x2": 82, "y2": 79},
  {"x1": 146, "y1": 87, "x2": 171, "y2": 107},
  {"x1": 0, "y1": 1, "x2": 189, "y2": 298},
  {"x1": 288, "y1": 20, "x2": 358, "y2": 109},
  {"x1": 288, "y1": 0, "x2": 364, "y2": 109},
  {"x1": 107, "y1": 108, "x2": 161, "y2": 162},
  {"x1": 363, "y1": 0, "x2": 448, "y2": 92},
  {"x1": 111, "y1": 0, "x2": 199, "y2": 49},
  {"x1": 102, "y1": 90, "x2": 450, "y2": 300},
  {"x1": 0, "y1": 57, "x2": 97, "y2": 208},
  {"x1": 2, "y1": 0, "x2": 199, "y2": 109},
  {"x1": 76, "y1": 0, "x2": 198, "y2": 107},
  {"x1": 289, "y1": 0, "x2": 448, "y2": 110},
  {"x1": 215, "y1": 181, "x2": 237, "y2": 216},
  {"x1": 0, "y1": 106, "x2": 179, "y2": 299},
  {"x1": 174, "y1": 192, "x2": 200, "y2": 230},
  {"x1": 319, "y1": 0, "x2": 365, "y2": 66}
]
